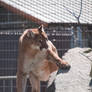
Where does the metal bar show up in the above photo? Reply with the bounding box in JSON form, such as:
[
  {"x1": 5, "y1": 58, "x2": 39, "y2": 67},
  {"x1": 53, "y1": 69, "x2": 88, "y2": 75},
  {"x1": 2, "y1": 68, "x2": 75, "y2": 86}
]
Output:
[
  {"x1": 3, "y1": 80, "x2": 5, "y2": 92},
  {"x1": 10, "y1": 80, "x2": 13, "y2": 92},
  {"x1": 0, "y1": 76, "x2": 17, "y2": 79}
]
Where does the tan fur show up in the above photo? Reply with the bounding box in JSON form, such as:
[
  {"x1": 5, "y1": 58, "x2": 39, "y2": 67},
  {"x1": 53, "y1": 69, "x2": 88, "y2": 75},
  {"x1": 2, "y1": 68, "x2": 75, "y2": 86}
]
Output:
[{"x1": 16, "y1": 26, "x2": 68, "y2": 92}]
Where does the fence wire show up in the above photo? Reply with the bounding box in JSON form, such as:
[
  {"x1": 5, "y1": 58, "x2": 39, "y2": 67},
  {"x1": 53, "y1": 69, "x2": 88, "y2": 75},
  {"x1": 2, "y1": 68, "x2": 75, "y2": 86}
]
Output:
[
  {"x1": 0, "y1": 30, "x2": 91, "y2": 92},
  {"x1": 0, "y1": 76, "x2": 47, "y2": 92},
  {"x1": 0, "y1": 0, "x2": 92, "y2": 92}
]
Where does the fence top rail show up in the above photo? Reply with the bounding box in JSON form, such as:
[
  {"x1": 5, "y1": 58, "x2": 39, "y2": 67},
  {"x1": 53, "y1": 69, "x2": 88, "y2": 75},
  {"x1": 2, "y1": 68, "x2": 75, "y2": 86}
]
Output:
[
  {"x1": 0, "y1": 76, "x2": 29, "y2": 80},
  {"x1": 0, "y1": 76, "x2": 16, "y2": 79},
  {"x1": 0, "y1": 31, "x2": 72, "y2": 36},
  {"x1": 0, "y1": 31, "x2": 22, "y2": 35}
]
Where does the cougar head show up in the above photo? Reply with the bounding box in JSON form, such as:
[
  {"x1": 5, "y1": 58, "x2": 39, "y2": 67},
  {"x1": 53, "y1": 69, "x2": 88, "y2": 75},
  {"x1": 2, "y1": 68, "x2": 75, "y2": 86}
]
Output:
[{"x1": 26, "y1": 25, "x2": 48, "y2": 50}]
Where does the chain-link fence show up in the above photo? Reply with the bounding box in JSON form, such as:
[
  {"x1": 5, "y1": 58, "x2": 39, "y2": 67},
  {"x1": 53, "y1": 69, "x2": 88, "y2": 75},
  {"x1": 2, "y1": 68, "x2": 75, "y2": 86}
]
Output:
[
  {"x1": 0, "y1": 27, "x2": 91, "y2": 92},
  {"x1": 0, "y1": 0, "x2": 92, "y2": 92}
]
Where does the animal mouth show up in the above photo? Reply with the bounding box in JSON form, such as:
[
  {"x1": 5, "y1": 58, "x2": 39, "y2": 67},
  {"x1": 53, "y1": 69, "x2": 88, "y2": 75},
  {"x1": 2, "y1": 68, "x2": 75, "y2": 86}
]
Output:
[{"x1": 40, "y1": 44, "x2": 48, "y2": 50}]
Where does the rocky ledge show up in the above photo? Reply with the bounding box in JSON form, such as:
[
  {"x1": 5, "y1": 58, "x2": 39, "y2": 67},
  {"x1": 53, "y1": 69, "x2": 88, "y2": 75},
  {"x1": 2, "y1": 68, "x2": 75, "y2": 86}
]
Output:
[{"x1": 46, "y1": 47, "x2": 92, "y2": 92}]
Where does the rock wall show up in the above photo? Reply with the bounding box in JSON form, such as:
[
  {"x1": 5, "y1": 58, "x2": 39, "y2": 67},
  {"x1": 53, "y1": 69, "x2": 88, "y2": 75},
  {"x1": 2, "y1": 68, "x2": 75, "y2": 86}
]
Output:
[{"x1": 46, "y1": 47, "x2": 92, "y2": 92}]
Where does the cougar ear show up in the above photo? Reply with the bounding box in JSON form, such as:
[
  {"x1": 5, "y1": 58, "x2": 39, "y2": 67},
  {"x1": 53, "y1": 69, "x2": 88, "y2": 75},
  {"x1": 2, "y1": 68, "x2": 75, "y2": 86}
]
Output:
[
  {"x1": 27, "y1": 30, "x2": 35, "y2": 38},
  {"x1": 38, "y1": 25, "x2": 45, "y2": 33}
]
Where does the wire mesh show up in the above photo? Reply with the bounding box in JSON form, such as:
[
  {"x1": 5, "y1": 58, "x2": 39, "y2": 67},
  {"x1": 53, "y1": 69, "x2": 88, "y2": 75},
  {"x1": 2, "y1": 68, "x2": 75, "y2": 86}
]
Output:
[
  {"x1": 0, "y1": 28, "x2": 91, "y2": 92},
  {"x1": 0, "y1": 0, "x2": 92, "y2": 92},
  {"x1": 0, "y1": 76, "x2": 47, "y2": 92}
]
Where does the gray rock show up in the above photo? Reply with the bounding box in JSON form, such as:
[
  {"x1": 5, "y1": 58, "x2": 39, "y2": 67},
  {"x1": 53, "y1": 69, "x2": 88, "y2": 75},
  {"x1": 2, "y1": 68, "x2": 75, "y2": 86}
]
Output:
[{"x1": 46, "y1": 47, "x2": 92, "y2": 92}]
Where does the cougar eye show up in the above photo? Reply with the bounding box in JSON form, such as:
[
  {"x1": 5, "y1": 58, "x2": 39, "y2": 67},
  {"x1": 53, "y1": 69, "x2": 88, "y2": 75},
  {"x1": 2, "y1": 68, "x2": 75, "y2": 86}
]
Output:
[
  {"x1": 39, "y1": 39, "x2": 42, "y2": 43},
  {"x1": 45, "y1": 38, "x2": 48, "y2": 41}
]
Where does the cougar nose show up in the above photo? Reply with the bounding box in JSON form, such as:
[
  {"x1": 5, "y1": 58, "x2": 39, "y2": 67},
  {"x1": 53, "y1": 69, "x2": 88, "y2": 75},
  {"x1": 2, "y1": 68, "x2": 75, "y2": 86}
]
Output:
[{"x1": 60, "y1": 64, "x2": 71, "y2": 70}]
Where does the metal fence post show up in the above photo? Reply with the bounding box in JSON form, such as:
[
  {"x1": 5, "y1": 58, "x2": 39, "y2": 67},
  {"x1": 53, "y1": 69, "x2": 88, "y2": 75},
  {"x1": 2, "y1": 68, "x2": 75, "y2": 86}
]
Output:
[{"x1": 76, "y1": 26, "x2": 82, "y2": 47}]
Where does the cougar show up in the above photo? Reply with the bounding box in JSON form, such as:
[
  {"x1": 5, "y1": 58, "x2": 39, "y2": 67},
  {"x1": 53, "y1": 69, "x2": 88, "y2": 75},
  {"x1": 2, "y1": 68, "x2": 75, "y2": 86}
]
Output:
[{"x1": 16, "y1": 25, "x2": 70, "y2": 92}]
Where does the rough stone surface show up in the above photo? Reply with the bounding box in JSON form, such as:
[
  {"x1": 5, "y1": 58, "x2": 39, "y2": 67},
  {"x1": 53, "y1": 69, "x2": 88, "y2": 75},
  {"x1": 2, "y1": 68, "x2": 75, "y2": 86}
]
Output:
[{"x1": 46, "y1": 47, "x2": 92, "y2": 92}]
